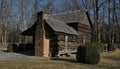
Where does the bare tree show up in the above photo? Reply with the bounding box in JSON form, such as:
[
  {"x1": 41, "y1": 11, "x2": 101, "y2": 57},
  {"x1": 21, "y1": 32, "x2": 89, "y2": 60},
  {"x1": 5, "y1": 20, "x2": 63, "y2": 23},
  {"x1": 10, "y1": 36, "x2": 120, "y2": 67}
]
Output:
[
  {"x1": 107, "y1": 0, "x2": 111, "y2": 43},
  {"x1": 42, "y1": 0, "x2": 54, "y2": 13},
  {"x1": 71, "y1": 0, "x2": 83, "y2": 10},
  {"x1": 0, "y1": 0, "x2": 9, "y2": 45}
]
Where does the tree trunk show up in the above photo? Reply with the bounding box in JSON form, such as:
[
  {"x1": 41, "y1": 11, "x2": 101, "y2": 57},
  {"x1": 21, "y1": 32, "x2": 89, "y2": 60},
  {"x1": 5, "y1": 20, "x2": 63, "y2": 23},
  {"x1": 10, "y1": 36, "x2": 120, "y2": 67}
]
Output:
[
  {"x1": 19, "y1": 0, "x2": 25, "y2": 43},
  {"x1": 108, "y1": 0, "x2": 111, "y2": 43},
  {"x1": 94, "y1": 0, "x2": 100, "y2": 43}
]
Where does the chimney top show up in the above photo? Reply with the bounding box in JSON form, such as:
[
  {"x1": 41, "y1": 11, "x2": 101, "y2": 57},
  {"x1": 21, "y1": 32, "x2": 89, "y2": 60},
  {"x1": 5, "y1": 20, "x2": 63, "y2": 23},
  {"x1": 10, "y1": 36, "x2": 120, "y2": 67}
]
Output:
[{"x1": 37, "y1": 11, "x2": 50, "y2": 19}]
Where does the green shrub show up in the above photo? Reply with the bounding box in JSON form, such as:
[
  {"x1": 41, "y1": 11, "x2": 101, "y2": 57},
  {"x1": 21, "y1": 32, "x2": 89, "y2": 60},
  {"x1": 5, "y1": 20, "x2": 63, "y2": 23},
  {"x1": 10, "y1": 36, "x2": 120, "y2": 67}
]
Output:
[
  {"x1": 107, "y1": 43, "x2": 116, "y2": 51},
  {"x1": 92, "y1": 43, "x2": 106, "y2": 52},
  {"x1": 76, "y1": 46, "x2": 86, "y2": 63},
  {"x1": 7, "y1": 44, "x2": 14, "y2": 52},
  {"x1": 99, "y1": 43, "x2": 106, "y2": 52},
  {"x1": 7, "y1": 44, "x2": 17, "y2": 52},
  {"x1": 76, "y1": 43, "x2": 100, "y2": 64}
]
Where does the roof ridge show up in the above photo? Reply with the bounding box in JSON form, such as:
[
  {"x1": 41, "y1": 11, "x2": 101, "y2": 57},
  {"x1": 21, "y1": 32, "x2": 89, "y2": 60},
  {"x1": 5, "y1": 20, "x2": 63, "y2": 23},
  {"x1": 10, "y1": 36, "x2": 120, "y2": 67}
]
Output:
[
  {"x1": 47, "y1": 17, "x2": 65, "y2": 23},
  {"x1": 51, "y1": 9, "x2": 87, "y2": 16}
]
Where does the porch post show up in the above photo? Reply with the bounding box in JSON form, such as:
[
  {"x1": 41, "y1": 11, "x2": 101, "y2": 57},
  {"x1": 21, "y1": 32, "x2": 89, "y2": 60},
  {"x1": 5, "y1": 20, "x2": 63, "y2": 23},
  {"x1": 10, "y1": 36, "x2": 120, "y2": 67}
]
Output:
[
  {"x1": 65, "y1": 36, "x2": 68, "y2": 53},
  {"x1": 83, "y1": 36, "x2": 86, "y2": 44}
]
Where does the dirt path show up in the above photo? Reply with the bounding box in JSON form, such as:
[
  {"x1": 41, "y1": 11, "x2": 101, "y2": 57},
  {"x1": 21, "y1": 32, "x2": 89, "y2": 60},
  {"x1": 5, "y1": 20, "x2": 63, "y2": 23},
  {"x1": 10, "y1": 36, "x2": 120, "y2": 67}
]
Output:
[
  {"x1": 0, "y1": 51, "x2": 50, "y2": 62},
  {"x1": 0, "y1": 51, "x2": 28, "y2": 60}
]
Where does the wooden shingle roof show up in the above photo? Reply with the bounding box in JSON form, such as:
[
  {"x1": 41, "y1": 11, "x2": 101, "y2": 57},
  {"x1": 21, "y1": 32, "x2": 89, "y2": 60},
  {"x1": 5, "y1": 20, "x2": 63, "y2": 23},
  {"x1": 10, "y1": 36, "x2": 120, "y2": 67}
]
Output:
[
  {"x1": 46, "y1": 18, "x2": 78, "y2": 35},
  {"x1": 49, "y1": 9, "x2": 90, "y2": 26},
  {"x1": 21, "y1": 10, "x2": 90, "y2": 36}
]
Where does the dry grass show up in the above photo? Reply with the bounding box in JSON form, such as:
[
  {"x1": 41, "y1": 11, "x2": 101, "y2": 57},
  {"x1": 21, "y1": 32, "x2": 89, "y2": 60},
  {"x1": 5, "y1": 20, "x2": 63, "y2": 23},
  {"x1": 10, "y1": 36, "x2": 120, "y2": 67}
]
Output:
[
  {"x1": 98, "y1": 49, "x2": 120, "y2": 69},
  {"x1": 98, "y1": 58, "x2": 120, "y2": 69},
  {"x1": 0, "y1": 46, "x2": 7, "y2": 51},
  {"x1": 0, "y1": 47, "x2": 120, "y2": 69},
  {"x1": 0, "y1": 60, "x2": 93, "y2": 69},
  {"x1": 101, "y1": 49, "x2": 120, "y2": 60}
]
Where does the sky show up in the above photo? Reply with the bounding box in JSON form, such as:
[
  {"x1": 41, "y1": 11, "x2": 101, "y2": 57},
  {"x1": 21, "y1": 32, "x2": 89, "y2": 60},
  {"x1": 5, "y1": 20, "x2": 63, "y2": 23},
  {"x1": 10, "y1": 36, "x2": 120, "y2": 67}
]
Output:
[{"x1": 1, "y1": 0, "x2": 118, "y2": 29}]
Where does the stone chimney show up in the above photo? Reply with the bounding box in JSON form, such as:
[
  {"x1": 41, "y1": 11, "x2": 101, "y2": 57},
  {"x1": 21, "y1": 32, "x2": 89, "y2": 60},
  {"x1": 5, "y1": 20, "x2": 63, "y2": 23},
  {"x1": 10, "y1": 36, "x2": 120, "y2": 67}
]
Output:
[
  {"x1": 34, "y1": 11, "x2": 50, "y2": 57},
  {"x1": 37, "y1": 11, "x2": 50, "y2": 20}
]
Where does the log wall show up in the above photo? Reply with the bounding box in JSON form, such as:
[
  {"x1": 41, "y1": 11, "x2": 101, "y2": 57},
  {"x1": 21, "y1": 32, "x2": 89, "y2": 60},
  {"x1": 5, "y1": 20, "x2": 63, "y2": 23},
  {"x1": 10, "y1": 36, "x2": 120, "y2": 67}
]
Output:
[{"x1": 58, "y1": 22, "x2": 91, "y2": 53}]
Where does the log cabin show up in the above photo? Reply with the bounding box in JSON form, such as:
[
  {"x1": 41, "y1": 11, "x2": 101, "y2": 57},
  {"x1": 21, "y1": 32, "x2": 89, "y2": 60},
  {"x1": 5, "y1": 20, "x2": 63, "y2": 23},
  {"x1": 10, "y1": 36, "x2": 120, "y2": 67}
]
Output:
[{"x1": 21, "y1": 10, "x2": 92, "y2": 57}]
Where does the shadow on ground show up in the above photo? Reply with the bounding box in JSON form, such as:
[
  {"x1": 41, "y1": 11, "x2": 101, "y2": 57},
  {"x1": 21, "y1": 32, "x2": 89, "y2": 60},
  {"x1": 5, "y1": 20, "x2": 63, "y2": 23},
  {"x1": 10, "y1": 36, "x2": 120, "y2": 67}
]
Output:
[
  {"x1": 1, "y1": 50, "x2": 8, "y2": 52},
  {"x1": 50, "y1": 57, "x2": 78, "y2": 63},
  {"x1": 1, "y1": 50, "x2": 34, "y2": 56},
  {"x1": 15, "y1": 50, "x2": 34, "y2": 56}
]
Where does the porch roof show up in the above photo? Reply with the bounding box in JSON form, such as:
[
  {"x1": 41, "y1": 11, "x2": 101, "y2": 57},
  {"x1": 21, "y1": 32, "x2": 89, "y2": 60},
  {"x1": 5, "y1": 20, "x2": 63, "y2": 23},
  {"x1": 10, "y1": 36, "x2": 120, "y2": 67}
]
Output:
[{"x1": 21, "y1": 22, "x2": 36, "y2": 36}]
